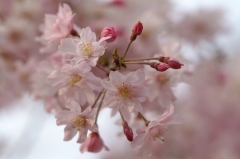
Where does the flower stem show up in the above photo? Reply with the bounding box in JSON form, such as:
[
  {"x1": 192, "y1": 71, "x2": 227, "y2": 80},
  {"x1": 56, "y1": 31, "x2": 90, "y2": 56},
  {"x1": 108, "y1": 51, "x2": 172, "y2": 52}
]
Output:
[
  {"x1": 95, "y1": 91, "x2": 106, "y2": 124},
  {"x1": 119, "y1": 110, "x2": 125, "y2": 122},
  {"x1": 122, "y1": 40, "x2": 133, "y2": 60},
  {"x1": 124, "y1": 57, "x2": 159, "y2": 62},
  {"x1": 96, "y1": 65, "x2": 109, "y2": 74},
  {"x1": 123, "y1": 61, "x2": 151, "y2": 65},
  {"x1": 138, "y1": 113, "x2": 150, "y2": 126},
  {"x1": 91, "y1": 90, "x2": 104, "y2": 109}
]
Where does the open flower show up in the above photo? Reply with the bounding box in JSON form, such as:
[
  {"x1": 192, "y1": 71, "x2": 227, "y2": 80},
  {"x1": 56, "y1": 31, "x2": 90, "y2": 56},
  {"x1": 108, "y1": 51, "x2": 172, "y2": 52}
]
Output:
[
  {"x1": 43, "y1": 3, "x2": 75, "y2": 43},
  {"x1": 101, "y1": 70, "x2": 148, "y2": 113},
  {"x1": 59, "y1": 27, "x2": 108, "y2": 66},
  {"x1": 131, "y1": 105, "x2": 183, "y2": 157},
  {"x1": 55, "y1": 100, "x2": 98, "y2": 143}
]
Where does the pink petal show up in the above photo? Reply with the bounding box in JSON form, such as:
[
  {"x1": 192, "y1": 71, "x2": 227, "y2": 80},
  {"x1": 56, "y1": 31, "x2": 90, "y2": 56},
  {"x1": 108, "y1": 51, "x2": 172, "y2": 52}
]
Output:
[
  {"x1": 58, "y1": 38, "x2": 77, "y2": 54},
  {"x1": 101, "y1": 80, "x2": 117, "y2": 91},
  {"x1": 131, "y1": 133, "x2": 146, "y2": 149},
  {"x1": 109, "y1": 71, "x2": 124, "y2": 87},
  {"x1": 77, "y1": 129, "x2": 88, "y2": 143},
  {"x1": 66, "y1": 100, "x2": 81, "y2": 113},
  {"x1": 131, "y1": 69, "x2": 145, "y2": 87},
  {"x1": 63, "y1": 124, "x2": 78, "y2": 141}
]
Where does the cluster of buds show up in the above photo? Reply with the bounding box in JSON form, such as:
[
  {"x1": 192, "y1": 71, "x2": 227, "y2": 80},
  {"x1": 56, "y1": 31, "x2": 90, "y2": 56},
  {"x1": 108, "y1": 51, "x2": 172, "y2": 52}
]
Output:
[
  {"x1": 150, "y1": 56, "x2": 183, "y2": 72},
  {"x1": 150, "y1": 62, "x2": 170, "y2": 72},
  {"x1": 159, "y1": 56, "x2": 184, "y2": 69}
]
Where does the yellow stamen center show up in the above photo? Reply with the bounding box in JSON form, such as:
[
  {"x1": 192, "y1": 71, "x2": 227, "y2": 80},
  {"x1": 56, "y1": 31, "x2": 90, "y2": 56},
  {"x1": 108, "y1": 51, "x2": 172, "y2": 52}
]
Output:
[
  {"x1": 117, "y1": 84, "x2": 132, "y2": 100},
  {"x1": 157, "y1": 74, "x2": 169, "y2": 84},
  {"x1": 72, "y1": 117, "x2": 86, "y2": 130},
  {"x1": 69, "y1": 75, "x2": 82, "y2": 86},
  {"x1": 81, "y1": 43, "x2": 94, "y2": 56}
]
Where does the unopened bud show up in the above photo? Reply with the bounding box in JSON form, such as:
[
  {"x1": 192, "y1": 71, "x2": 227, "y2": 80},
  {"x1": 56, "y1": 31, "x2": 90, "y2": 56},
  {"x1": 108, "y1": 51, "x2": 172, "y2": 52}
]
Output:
[
  {"x1": 130, "y1": 21, "x2": 143, "y2": 41},
  {"x1": 100, "y1": 26, "x2": 117, "y2": 42},
  {"x1": 122, "y1": 121, "x2": 133, "y2": 141},
  {"x1": 111, "y1": 0, "x2": 125, "y2": 6},
  {"x1": 150, "y1": 62, "x2": 169, "y2": 72},
  {"x1": 159, "y1": 56, "x2": 183, "y2": 69},
  {"x1": 166, "y1": 58, "x2": 183, "y2": 69},
  {"x1": 80, "y1": 132, "x2": 109, "y2": 153}
]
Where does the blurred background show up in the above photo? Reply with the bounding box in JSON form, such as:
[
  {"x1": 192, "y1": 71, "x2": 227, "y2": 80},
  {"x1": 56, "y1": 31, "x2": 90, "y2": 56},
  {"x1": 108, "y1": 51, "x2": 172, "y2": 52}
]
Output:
[{"x1": 1, "y1": 0, "x2": 240, "y2": 159}]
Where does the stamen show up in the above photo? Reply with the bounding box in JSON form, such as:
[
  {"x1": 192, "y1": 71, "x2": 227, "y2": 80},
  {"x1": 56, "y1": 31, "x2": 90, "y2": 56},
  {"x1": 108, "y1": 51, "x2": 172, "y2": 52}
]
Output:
[
  {"x1": 117, "y1": 84, "x2": 132, "y2": 100},
  {"x1": 157, "y1": 74, "x2": 169, "y2": 84},
  {"x1": 72, "y1": 117, "x2": 86, "y2": 130},
  {"x1": 69, "y1": 75, "x2": 82, "y2": 86},
  {"x1": 81, "y1": 43, "x2": 94, "y2": 56}
]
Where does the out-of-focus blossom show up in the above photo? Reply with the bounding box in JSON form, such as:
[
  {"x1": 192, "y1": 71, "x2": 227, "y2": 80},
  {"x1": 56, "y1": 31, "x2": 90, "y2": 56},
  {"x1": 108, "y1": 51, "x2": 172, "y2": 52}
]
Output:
[
  {"x1": 131, "y1": 105, "x2": 183, "y2": 157},
  {"x1": 101, "y1": 70, "x2": 148, "y2": 113},
  {"x1": 175, "y1": 9, "x2": 226, "y2": 44},
  {"x1": 43, "y1": 3, "x2": 74, "y2": 43},
  {"x1": 100, "y1": 26, "x2": 117, "y2": 43},
  {"x1": 55, "y1": 100, "x2": 98, "y2": 143}
]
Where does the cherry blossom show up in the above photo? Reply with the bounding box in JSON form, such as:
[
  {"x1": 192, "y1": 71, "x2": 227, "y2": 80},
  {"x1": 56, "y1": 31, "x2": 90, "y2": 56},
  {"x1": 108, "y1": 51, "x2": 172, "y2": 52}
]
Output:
[
  {"x1": 58, "y1": 27, "x2": 109, "y2": 66},
  {"x1": 55, "y1": 100, "x2": 98, "y2": 143},
  {"x1": 43, "y1": 3, "x2": 75, "y2": 43},
  {"x1": 131, "y1": 105, "x2": 183, "y2": 157},
  {"x1": 101, "y1": 70, "x2": 148, "y2": 113}
]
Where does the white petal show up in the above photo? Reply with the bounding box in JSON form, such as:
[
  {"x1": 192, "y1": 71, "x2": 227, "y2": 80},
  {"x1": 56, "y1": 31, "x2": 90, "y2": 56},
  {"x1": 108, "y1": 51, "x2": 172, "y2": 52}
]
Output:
[
  {"x1": 101, "y1": 80, "x2": 117, "y2": 91},
  {"x1": 131, "y1": 133, "x2": 146, "y2": 149},
  {"x1": 63, "y1": 124, "x2": 78, "y2": 141},
  {"x1": 77, "y1": 129, "x2": 88, "y2": 143},
  {"x1": 66, "y1": 100, "x2": 81, "y2": 113},
  {"x1": 109, "y1": 71, "x2": 124, "y2": 87},
  {"x1": 58, "y1": 38, "x2": 77, "y2": 54}
]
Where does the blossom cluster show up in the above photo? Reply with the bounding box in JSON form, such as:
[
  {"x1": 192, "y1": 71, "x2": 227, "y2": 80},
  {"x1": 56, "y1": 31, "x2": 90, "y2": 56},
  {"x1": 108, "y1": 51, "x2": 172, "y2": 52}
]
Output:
[
  {"x1": 34, "y1": 3, "x2": 186, "y2": 157},
  {"x1": 0, "y1": 0, "x2": 231, "y2": 158}
]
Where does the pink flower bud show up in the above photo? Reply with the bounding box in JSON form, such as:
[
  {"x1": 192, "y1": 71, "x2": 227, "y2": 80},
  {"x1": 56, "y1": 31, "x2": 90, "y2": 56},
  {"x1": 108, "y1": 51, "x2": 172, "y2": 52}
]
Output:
[
  {"x1": 122, "y1": 121, "x2": 133, "y2": 141},
  {"x1": 156, "y1": 63, "x2": 170, "y2": 72},
  {"x1": 166, "y1": 58, "x2": 183, "y2": 69},
  {"x1": 100, "y1": 26, "x2": 117, "y2": 42},
  {"x1": 111, "y1": 0, "x2": 125, "y2": 6},
  {"x1": 80, "y1": 132, "x2": 109, "y2": 153},
  {"x1": 150, "y1": 62, "x2": 169, "y2": 72},
  {"x1": 130, "y1": 21, "x2": 143, "y2": 41},
  {"x1": 132, "y1": 21, "x2": 143, "y2": 36}
]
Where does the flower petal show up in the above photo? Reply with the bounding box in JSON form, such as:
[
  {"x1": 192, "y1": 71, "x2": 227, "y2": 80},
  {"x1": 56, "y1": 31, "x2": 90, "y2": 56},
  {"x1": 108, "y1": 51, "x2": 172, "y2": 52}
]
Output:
[
  {"x1": 63, "y1": 124, "x2": 78, "y2": 141},
  {"x1": 59, "y1": 38, "x2": 77, "y2": 54}
]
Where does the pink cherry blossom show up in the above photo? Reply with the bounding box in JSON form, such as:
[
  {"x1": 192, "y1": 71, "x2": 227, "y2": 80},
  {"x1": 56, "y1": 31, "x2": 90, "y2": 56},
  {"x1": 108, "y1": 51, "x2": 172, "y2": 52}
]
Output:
[
  {"x1": 43, "y1": 3, "x2": 74, "y2": 43},
  {"x1": 101, "y1": 70, "x2": 148, "y2": 113},
  {"x1": 80, "y1": 132, "x2": 109, "y2": 153},
  {"x1": 58, "y1": 27, "x2": 108, "y2": 66},
  {"x1": 55, "y1": 100, "x2": 98, "y2": 143},
  {"x1": 131, "y1": 105, "x2": 183, "y2": 157},
  {"x1": 50, "y1": 62, "x2": 102, "y2": 92}
]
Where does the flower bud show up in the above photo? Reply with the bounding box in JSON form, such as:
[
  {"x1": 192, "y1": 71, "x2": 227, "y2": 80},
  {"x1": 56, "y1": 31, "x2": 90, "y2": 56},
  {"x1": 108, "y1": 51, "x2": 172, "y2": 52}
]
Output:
[
  {"x1": 100, "y1": 26, "x2": 117, "y2": 42},
  {"x1": 111, "y1": 0, "x2": 125, "y2": 6},
  {"x1": 130, "y1": 21, "x2": 143, "y2": 41},
  {"x1": 122, "y1": 121, "x2": 133, "y2": 141},
  {"x1": 80, "y1": 132, "x2": 109, "y2": 153},
  {"x1": 150, "y1": 62, "x2": 169, "y2": 72},
  {"x1": 166, "y1": 58, "x2": 183, "y2": 69},
  {"x1": 159, "y1": 56, "x2": 183, "y2": 69}
]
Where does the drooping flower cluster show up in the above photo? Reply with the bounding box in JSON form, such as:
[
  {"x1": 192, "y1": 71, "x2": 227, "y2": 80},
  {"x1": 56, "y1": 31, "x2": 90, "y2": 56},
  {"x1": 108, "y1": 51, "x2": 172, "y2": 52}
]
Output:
[
  {"x1": 4, "y1": 0, "x2": 236, "y2": 158},
  {"x1": 29, "y1": 3, "x2": 187, "y2": 157}
]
